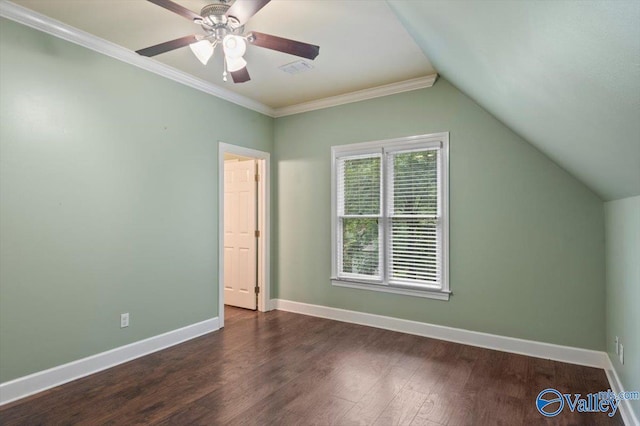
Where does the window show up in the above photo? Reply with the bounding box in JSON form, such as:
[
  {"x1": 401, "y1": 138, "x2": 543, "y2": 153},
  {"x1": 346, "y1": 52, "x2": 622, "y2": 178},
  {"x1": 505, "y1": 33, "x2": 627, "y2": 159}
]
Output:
[{"x1": 331, "y1": 133, "x2": 449, "y2": 300}]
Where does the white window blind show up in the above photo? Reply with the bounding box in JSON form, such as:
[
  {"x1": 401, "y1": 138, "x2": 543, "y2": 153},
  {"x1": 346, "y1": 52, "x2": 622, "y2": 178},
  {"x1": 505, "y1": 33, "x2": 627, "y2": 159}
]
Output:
[
  {"x1": 331, "y1": 133, "x2": 449, "y2": 300},
  {"x1": 387, "y1": 148, "x2": 441, "y2": 287},
  {"x1": 336, "y1": 154, "x2": 382, "y2": 280}
]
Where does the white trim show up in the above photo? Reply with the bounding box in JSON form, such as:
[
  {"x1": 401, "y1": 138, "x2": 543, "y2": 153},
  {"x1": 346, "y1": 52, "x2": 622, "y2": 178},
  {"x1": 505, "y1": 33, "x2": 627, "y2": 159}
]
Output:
[
  {"x1": 271, "y1": 299, "x2": 610, "y2": 369},
  {"x1": 272, "y1": 75, "x2": 438, "y2": 117},
  {"x1": 256, "y1": 158, "x2": 268, "y2": 313},
  {"x1": 0, "y1": 0, "x2": 273, "y2": 116},
  {"x1": 0, "y1": 317, "x2": 219, "y2": 406},
  {"x1": 332, "y1": 279, "x2": 450, "y2": 300},
  {"x1": 605, "y1": 357, "x2": 640, "y2": 426},
  {"x1": 0, "y1": 1, "x2": 438, "y2": 118},
  {"x1": 218, "y1": 143, "x2": 271, "y2": 328},
  {"x1": 332, "y1": 133, "x2": 448, "y2": 154}
]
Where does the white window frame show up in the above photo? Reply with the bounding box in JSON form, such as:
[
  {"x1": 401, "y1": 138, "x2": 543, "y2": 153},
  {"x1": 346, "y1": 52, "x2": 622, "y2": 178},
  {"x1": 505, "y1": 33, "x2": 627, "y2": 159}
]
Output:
[{"x1": 331, "y1": 133, "x2": 450, "y2": 301}]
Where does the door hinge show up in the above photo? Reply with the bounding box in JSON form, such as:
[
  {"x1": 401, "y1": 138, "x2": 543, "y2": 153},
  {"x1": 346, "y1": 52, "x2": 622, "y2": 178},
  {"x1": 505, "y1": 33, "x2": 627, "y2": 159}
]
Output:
[
  {"x1": 255, "y1": 230, "x2": 260, "y2": 238},
  {"x1": 255, "y1": 286, "x2": 260, "y2": 294},
  {"x1": 255, "y1": 173, "x2": 260, "y2": 182}
]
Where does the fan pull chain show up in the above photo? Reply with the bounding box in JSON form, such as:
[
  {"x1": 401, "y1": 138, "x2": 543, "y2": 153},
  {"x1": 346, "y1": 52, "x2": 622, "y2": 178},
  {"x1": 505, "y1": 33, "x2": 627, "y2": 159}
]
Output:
[{"x1": 223, "y1": 56, "x2": 228, "y2": 82}]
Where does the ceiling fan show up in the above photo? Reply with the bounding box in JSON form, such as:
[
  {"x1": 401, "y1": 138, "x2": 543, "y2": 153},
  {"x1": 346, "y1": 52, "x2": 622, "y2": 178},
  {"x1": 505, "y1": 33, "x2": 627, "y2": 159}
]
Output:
[{"x1": 136, "y1": 0, "x2": 320, "y2": 83}]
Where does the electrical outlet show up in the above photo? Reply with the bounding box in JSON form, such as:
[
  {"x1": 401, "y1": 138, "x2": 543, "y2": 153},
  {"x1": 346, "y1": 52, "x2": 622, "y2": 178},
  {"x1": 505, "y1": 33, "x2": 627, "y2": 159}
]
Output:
[
  {"x1": 120, "y1": 313, "x2": 129, "y2": 328},
  {"x1": 615, "y1": 336, "x2": 620, "y2": 354},
  {"x1": 619, "y1": 344, "x2": 624, "y2": 365}
]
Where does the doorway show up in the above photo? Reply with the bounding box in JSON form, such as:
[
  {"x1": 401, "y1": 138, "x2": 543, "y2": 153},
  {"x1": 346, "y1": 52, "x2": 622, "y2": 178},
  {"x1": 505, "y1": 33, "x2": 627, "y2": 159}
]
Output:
[{"x1": 218, "y1": 143, "x2": 270, "y2": 328}]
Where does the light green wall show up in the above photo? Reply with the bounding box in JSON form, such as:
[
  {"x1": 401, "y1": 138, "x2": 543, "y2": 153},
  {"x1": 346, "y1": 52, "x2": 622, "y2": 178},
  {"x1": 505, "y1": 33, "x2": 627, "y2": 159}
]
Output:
[
  {"x1": 0, "y1": 19, "x2": 273, "y2": 382},
  {"x1": 605, "y1": 196, "x2": 640, "y2": 418},
  {"x1": 273, "y1": 78, "x2": 606, "y2": 350}
]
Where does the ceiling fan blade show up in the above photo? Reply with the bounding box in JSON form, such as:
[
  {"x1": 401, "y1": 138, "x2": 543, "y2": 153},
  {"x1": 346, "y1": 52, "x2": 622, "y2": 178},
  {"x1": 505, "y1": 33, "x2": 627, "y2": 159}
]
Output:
[
  {"x1": 249, "y1": 32, "x2": 319, "y2": 60},
  {"x1": 136, "y1": 35, "x2": 199, "y2": 57},
  {"x1": 231, "y1": 67, "x2": 251, "y2": 83},
  {"x1": 145, "y1": 0, "x2": 202, "y2": 22},
  {"x1": 225, "y1": 0, "x2": 270, "y2": 25}
]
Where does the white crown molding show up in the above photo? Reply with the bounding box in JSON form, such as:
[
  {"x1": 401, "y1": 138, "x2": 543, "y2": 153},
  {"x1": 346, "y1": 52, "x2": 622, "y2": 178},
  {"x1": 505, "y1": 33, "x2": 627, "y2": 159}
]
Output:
[
  {"x1": 0, "y1": 317, "x2": 219, "y2": 406},
  {"x1": 605, "y1": 358, "x2": 640, "y2": 426},
  {"x1": 0, "y1": 0, "x2": 438, "y2": 119},
  {"x1": 271, "y1": 299, "x2": 610, "y2": 369},
  {"x1": 272, "y1": 74, "x2": 438, "y2": 118},
  {"x1": 0, "y1": 0, "x2": 275, "y2": 116}
]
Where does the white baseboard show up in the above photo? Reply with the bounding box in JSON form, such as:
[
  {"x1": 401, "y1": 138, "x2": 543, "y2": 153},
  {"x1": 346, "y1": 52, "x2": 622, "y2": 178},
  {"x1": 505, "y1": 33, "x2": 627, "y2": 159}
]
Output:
[
  {"x1": 271, "y1": 299, "x2": 610, "y2": 369},
  {"x1": 0, "y1": 317, "x2": 219, "y2": 406},
  {"x1": 605, "y1": 358, "x2": 640, "y2": 426}
]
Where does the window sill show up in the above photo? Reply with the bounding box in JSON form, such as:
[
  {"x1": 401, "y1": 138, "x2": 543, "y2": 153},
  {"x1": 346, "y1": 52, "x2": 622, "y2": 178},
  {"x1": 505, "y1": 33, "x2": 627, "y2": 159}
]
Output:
[{"x1": 331, "y1": 279, "x2": 450, "y2": 301}]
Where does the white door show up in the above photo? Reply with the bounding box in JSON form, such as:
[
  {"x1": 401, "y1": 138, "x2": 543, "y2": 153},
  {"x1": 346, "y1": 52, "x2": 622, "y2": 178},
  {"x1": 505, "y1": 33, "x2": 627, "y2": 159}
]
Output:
[{"x1": 224, "y1": 159, "x2": 257, "y2": 310}]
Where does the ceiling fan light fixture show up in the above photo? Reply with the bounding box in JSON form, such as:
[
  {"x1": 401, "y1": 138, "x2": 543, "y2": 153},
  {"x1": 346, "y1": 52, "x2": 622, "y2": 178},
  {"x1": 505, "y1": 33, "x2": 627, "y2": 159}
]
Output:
[
  {"x1": 226, "y1": 56, "x2": 247, "y2": 72},
  {"x1": 223, "y1": 35, "x2": 246, "y2": 59},
  {"x1": 189, "y1": 40, "x2": 215, "y2": 65}
]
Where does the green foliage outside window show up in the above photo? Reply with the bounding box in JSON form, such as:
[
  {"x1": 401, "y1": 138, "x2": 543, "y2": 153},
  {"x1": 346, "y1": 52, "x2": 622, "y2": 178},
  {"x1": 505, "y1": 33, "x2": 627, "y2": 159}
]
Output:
[{"x1": 341, "y1": 156, "x2": 380, "y2": 275}]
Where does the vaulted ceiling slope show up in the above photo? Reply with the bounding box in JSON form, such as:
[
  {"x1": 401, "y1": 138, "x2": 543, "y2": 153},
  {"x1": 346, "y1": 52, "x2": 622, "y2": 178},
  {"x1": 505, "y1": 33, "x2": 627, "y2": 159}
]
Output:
[{"x1": 388, "y1": 0, "x2": 640, "y2": 201}]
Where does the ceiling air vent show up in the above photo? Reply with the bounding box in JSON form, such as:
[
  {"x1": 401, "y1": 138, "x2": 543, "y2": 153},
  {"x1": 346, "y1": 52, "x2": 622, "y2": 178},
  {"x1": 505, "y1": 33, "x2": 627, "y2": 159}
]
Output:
[{"x1": 279, "y1": 60, "x2": 314, "y2": 75}]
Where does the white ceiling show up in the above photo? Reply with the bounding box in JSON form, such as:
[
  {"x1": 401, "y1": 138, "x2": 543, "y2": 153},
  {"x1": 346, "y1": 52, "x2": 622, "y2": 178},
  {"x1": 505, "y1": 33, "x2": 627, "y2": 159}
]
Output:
[{"x1": 12, "y1": 0, "x2": 436, "y2": 109}]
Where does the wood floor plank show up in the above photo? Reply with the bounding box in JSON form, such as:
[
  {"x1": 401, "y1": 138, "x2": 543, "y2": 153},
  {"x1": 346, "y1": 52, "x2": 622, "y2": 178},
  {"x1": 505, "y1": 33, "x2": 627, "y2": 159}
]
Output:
[
  {"x1": 154, "y1": 402, "x2": 219, "y2": 426},
  {"x1": 223, "y1": 406, "x2": 305, "y2": 426},
  {"x1": 410, "y1": 417, "x2": 445, "y2": 426},
  {"x1": 339, "y1": 365, "x2": 417, "y2": 426},
  {"x1": 0, "y1": 307, "x2": 621, "y2": 426},
  {"x1": 301, "y1": 395, "x2": 356, "y2": 425},
  {"x1": 412, "y1": 390, "x2": 474, "y2": 426},
  {"x1": 372, "y1": 387, "x2": 428, "y2": 426},
  {"x1": 403, "y1": 339, "x2": 459, "y2": 395},
  {"x1": 523, "y1": 356, "x2": 563, "y2": 425},
  {"x1": 467, "y1": 391, "x2": 526, "y2": 426}
]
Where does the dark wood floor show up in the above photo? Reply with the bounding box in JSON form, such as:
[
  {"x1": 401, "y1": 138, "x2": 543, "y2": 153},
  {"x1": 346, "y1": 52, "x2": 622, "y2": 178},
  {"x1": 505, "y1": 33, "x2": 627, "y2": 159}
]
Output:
[{"x1": 0, "y1": 307, "x2": 622, "y2": 425}]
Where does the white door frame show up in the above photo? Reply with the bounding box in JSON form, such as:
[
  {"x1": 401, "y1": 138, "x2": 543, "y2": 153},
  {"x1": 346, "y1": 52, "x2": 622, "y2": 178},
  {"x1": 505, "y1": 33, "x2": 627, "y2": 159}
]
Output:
[{"x1": 218, "y1": 142, "x2": 271, "y2": 328}]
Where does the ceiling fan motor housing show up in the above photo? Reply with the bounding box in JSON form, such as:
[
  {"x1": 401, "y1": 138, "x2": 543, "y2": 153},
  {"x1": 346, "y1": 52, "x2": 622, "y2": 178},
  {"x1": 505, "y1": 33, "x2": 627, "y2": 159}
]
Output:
[
  {"x1": 200, "y1": 2, "x2": 243, "y2": 38},
  {"x1": 201, "y1": 2, "x2": 229, "y2": 17}
]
